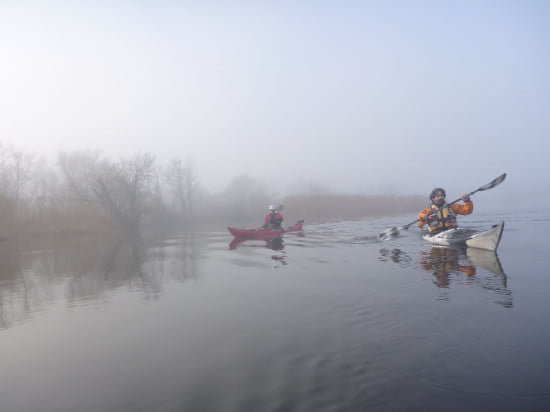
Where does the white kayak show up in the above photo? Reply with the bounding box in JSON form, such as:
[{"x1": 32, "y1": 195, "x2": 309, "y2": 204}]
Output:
[{"x1": 422, "y1": 222, "x2": 505, "y2": 251}]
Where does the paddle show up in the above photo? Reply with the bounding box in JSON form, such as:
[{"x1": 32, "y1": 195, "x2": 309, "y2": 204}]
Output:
[{"x1": 378, "y1": 173, "x2": 507, "y2": 241}]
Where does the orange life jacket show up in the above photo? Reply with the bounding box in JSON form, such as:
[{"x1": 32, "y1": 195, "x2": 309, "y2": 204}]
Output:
[{"x1": 426, "y1": 203, "x2": 457, "y2": 233}]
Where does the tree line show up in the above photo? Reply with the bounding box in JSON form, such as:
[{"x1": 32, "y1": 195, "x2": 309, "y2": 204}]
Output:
[{"x1": 0, "y1": 142, "x2": 425, "y2": 237}]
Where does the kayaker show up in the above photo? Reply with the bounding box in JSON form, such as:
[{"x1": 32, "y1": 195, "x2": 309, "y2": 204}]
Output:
[
  {"x1": 417, "y1": 188, "x2": 473, "y2": 234},
  {"x1": 263, "y1": 204, "x2": 283, "y2": 229}
]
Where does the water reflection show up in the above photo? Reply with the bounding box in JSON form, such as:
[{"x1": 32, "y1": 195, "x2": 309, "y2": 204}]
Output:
[
  {"x1": 419, "y1": 246, "x2": 476, "y2": 287},
  {"x1": 378, "y1": 248, "x2": 413, "y2": 267},
  {"x1": 464, "y1": 248, "x2": 512, "y2": 307},
  {"x1": 0, "y1": 231, "x2": 200, "y2": 329},
  {"x1": 229, "y1": 235, "x2": 285, "y2": 251},
  {"x1": 379, "y1": 246, "x2": 512, "y2": 307},
  {"x1": 228, "y1": 236, "x2": 288, "y2": 267}
]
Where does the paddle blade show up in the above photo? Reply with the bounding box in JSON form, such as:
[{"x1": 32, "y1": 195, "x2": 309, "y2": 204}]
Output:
[
  {"x1": 378, "y1": 225, "x2": 409, "y2": 241},
  {"x1": 378, "y1": 229, "x2": 397, "y2": 241},
  {"x1": 478, "y1": 173, "x2": 506, "y2": 191}
]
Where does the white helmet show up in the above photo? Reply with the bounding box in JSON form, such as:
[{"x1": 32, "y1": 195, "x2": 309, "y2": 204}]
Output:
[{"x1": 269, "y1": 204, "x2": 277, "y2": 211}]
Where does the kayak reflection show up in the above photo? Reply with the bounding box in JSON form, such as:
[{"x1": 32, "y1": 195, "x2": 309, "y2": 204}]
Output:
[
  {"x1": 228, "y1": 235, "x2": 288, "y2": 266},
  {"x1": 229, "y1": 235, "x2": 285, "y2": 251},
  {"x1": 379, "y1": 246, "x2": 512, "y2": 307},
  {"x1": 419, "y1": 246, "x2": 476, "y2": 288},
  {"x1": 419, "y1": 246, "x2": 512, "y2": 307}
]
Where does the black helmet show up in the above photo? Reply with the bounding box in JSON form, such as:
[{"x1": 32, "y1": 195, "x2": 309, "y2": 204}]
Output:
[{"x1": 429, "y1": 188, "x2": 446, "y2": 200}]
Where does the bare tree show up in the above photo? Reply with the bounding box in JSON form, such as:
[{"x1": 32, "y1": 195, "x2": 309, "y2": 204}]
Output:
[
  {"x1": 26, "y1": 158, "x2": 60, "y2": 218},
  {"x1": 164, "y1": 157, "x2": 199, "y2": 218},
  {"x1": 58, "y1": 151, "x2": 157, "y2": 231},
  {"x1": 183, "y1": 158, "x2": 199, "y2": 216},
  {"x1": 0, "y1": 142, "x2": 36, "y2": 221},
  {"x1": 58, "y1": 151, "x2": 104, "y2": 202},
  {"x1": 164, "y1": 158, "x2": 186, "y2": 214}
]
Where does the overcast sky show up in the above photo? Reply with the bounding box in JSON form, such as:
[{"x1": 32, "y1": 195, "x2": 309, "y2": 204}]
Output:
[{"x1": 1, "y1": 0, "x2": 548, "y2": 204}]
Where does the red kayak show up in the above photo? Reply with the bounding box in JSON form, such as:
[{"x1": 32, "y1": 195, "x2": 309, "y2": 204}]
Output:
[{"x1": 227, "y1": 220, "x2": 304, "y2": 237}]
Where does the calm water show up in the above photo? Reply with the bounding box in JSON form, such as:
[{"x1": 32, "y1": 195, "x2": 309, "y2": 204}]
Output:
[{"x1": 1, "y1": 210, "x2": 549, "y2": 411}]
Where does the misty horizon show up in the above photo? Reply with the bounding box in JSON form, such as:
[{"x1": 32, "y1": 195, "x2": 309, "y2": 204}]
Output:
[{"x1": 1, "y1": 1, "x2": 548, "y2": 208}]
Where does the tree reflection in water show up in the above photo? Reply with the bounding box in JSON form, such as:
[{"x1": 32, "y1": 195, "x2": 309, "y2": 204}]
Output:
[
  {"x1": 379, "y1": 245, "x2": 512, "y2": 308},
  {"x1": 0, "y1": 230, "x2": 201, "y2": 329}
]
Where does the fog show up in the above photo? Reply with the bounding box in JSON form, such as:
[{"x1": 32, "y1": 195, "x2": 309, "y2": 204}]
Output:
[{"x1": 1, "y1": 1, "x2": 549, "y2": 208}]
